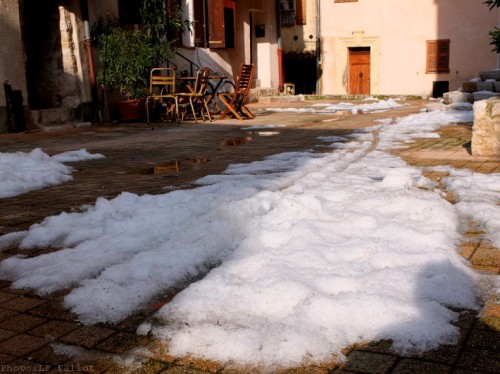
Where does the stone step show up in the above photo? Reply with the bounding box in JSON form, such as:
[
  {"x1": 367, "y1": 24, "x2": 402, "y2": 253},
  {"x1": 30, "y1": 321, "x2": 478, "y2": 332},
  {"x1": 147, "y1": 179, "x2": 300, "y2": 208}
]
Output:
[
  {"x1": 443, "y1": 91, "x2": 500, "y2": 105},
  {"x1": 29, "y1": 107, "x2": 91, "y2": 131},
  {"x1": 37, "y1": 121, "x2": 92, "y2": 132}
]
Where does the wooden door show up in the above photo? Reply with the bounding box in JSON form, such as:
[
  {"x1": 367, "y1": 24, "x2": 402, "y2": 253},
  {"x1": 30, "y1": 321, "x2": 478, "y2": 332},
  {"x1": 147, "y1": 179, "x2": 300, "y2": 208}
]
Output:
[{"x1": 349, "y1": 49, "x2": 371, "y2": 95}]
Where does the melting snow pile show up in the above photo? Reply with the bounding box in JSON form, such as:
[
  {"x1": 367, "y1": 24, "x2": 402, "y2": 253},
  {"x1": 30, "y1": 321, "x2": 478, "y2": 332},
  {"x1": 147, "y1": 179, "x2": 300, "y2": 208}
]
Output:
[
  {"x1": 266, "y1": 98, "x2": 407, "y2": 114},
  {"x1": 0, "y1": 148, "x2": 104, "y2": 198},
  {"x1": 0, "y1": 107, "x2": 498, "y2": 368}
]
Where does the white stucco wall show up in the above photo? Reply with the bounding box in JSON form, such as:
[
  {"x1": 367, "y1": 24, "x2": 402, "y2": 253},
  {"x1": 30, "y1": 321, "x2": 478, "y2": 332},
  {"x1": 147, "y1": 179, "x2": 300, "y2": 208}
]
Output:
[
  {"x1": 320, "y1": 0, "x2": 500, "y2": 96},
  {"x1": 281, "y1": 0, "x2": 317, "y2": 52},
  {"x1": 173, "y1": 0, "x2": 279, "y2": 90}
]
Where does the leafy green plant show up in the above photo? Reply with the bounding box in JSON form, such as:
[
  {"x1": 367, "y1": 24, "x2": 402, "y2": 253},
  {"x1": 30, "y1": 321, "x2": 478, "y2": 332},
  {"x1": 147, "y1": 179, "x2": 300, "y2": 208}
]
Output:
[
  {"x1": 97, "y1": 26, "x2": 173, "y2": 99},
  {"x1": 484, "y1": 0, "x2": 500, "y2": 10},
  {"x1": 95, "y1": 0, "x2": 187, "y2": 100},
  {"x1": 485, "y1": 0, "x2": 500, "y2": 53}
]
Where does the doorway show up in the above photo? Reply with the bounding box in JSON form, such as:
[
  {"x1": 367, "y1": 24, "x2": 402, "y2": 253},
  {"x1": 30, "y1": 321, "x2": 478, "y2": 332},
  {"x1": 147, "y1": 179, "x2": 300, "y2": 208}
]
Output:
[
  {"x1": 349, "y1": 47, "x2": 371, "y2": 95},
  {"x1": 20, "y1": 0, "x2": 84, "y2": 110},
  {"x1": 283, "y1": 51, "x2": 317, "y2": 94}
]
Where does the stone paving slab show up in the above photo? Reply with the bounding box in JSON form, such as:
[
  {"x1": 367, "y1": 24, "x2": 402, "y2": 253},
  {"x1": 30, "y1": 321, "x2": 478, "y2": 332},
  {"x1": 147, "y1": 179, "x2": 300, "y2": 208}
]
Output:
[{"x1": 0, "y1": 99, "x2": 498, "y2": 373}]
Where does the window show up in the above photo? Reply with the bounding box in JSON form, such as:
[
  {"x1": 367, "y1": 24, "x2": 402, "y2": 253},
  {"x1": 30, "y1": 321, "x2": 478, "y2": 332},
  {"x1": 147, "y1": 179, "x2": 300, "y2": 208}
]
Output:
[
  {"x1": 193, "y1": 0, "x2": 235, "y2": 48},
  {"x1": 118, "y1": 0, "x2": 141, "y2": 25},
  {"x1": 280, "y1": 0, "x2": 306, "y2": 26},
  {"x1": 280, "y1": 0, "x2": 295, "y2": 27},
  {"x1": 426, "y1": 39, "x2": 450, "y2": 74}
]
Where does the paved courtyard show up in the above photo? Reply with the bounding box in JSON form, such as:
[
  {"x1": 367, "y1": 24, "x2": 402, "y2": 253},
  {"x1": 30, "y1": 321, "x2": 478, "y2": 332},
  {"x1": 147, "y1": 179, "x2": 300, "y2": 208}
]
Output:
[{"x1": 0, "y1": 99, "x2": 498, "y2": 373}]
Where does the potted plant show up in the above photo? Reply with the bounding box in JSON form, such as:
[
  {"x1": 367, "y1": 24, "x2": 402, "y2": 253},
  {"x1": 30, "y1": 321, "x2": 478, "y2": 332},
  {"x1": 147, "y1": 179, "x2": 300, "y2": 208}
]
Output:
[{"x1": 94, "y1": 0, "x2": 186, "y2": 121}]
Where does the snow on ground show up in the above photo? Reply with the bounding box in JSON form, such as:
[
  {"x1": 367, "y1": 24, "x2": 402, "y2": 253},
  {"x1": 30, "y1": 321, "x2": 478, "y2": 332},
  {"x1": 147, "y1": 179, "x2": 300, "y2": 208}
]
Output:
[
  {"x1": 441, "y1": 168, "x2": 500, "y2": 248},
  {"x1": 266, "y1": 98, "x2": 407, "y2": 114},
  {"x1": 0, "y1": 148, "x2": 104, "y2": 198},
  {"x1": 0, "y1": 104, "x2": 498, "y2": 368}
]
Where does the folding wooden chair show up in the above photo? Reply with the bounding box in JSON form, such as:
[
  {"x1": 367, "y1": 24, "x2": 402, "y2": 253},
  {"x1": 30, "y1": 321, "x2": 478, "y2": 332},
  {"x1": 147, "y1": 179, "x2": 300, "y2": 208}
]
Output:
[
  {"x1": 217, "y1": 64, "x2": 255, "y2": 120},
  {"x1": 176, "y1": 68, "x2": 212, "y2": 123},
  {"x1": 146, "y1": 68, "x2": 179, "y2": 124}
]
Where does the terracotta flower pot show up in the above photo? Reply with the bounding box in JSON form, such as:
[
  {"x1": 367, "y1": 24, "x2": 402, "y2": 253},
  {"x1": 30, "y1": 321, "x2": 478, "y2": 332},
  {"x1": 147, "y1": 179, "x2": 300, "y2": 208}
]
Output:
[{"x1": 117, "y1": 99, "x2": 145, "y2": 121}]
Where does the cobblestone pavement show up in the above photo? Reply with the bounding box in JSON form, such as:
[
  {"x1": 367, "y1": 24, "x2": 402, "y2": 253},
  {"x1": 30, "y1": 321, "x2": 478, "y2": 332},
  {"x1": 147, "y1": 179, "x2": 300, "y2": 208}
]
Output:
[{"x1": 0, "y1": 99, "x2": 498, "y2": 373}]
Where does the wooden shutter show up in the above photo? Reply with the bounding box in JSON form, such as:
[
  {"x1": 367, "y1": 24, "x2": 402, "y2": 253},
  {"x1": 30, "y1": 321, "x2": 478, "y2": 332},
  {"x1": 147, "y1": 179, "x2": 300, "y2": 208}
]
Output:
[
  {"x1": 208, "y1": 0, "x2": 225, "y2": 48},
  {"x1": 426, "y1": 40, "x2": 450, "y2": 74},
  {"x1": 296, "y1": 0, "x2": 306, "y2": 25}
]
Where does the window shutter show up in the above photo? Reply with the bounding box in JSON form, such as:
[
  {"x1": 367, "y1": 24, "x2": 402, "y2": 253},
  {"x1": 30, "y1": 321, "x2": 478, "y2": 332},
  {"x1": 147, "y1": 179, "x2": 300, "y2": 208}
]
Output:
[
  {"x1": 296, "y1": 0, "x2": 306, "y2": 25},
  {"x1": 208, "y1": 0, "x2": 225, "y2": 48},
  {"x1": 426, "y1": 40, "x2": 450, "y2": 74}
]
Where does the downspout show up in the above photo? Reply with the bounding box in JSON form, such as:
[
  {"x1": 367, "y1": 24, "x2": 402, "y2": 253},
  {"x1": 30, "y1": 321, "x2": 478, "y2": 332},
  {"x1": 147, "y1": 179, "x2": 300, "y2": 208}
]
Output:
[
  {"x1": 83, "y1": 23, "x2": 96, "y2": 93},
  {"x1": 249, "y1": 10, "x2": 254, "y2": 65},
  {"x1": 315, "y1": 0, "x2": 321, "y2": 95},
  {"x1": 276, "y1": 0, "x2": 284, "y2": 93},
  {"x1": 81, "y1": 0, "x2": 97, "y2": 107}
]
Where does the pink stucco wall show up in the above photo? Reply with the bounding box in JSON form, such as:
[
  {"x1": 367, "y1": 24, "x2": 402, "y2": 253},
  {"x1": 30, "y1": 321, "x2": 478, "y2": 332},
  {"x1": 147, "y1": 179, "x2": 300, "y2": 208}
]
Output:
[{"x1": 320, "y1": 0, "x2": 500, "y2": 97}]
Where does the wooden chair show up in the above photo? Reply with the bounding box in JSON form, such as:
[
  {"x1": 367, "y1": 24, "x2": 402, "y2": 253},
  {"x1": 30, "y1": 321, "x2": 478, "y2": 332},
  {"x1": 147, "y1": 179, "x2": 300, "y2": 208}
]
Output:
[
  {"x1": 145, "y1": 68, "x2": 179, "y2": 124},
  {"x1": 217, "y1": 64, "x2": 255, "y2": 120},
  {"x1": 176, "y1": 68, "x2": 212, "y2": 123}
]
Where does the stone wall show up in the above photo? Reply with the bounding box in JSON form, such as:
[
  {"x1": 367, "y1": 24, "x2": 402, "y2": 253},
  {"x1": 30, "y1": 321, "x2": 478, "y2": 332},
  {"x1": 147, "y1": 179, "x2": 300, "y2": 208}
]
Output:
[
  {"x1": 0, "y1": 0, "x2": 28, "y2": 132},
  {"x1": 472, "y1": 98, "x2": 500, "y2": 157}
]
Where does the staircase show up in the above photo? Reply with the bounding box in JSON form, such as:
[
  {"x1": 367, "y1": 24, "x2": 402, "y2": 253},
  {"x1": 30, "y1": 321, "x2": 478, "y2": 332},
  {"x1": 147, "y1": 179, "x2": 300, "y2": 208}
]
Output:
[{"x1": 444, "y1": 69, "x2": 500, "y2": 105}]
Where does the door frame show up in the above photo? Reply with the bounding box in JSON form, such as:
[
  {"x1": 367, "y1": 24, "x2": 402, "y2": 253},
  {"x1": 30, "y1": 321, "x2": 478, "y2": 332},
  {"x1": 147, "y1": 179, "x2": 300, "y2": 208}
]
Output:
[{"x1": 335, "y1": 35, "x2": 380, "y2": 95}]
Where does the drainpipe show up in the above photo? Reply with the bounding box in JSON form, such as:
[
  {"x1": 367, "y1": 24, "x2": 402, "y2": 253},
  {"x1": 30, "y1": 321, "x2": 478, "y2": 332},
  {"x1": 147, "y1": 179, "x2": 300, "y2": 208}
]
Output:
[
  {"x1": 315, "y1": 0, "x2": 321, "y2": 95},
  {"x1": 249, "y1": 10, "x2": 254, "y2": 65},
  {"x1": 83, "y1": 22, "x2": 96, "y2": 92},
  {"x1": 276, "y1": 0, "x2": 284, "y2": 92},
  {"x1": 80, "y1": 0, "x2": 97, "y2": 106}
]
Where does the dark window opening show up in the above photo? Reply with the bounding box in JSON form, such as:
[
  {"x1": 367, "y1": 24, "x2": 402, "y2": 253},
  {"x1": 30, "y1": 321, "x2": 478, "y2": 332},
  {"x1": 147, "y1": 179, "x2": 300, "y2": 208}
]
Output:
[
  {"x1": 432, "y1": 81, "x2": 449, "y2": 98},
  {"x1": 224, "y1": 7, "x2": 235, "y2": 48},
  {"x1": 118, "y1": 0, "x2": 141, "y2": 25},
  {"x1": 280, "y1": 0, "x2": 295, "y2": 27}
]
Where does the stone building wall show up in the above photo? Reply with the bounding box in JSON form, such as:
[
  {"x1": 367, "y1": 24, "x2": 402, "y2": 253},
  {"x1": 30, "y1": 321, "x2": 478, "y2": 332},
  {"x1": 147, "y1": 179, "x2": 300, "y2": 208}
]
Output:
[{"x1": 0, "y1": 0, "x2": 28, "y2": 132}]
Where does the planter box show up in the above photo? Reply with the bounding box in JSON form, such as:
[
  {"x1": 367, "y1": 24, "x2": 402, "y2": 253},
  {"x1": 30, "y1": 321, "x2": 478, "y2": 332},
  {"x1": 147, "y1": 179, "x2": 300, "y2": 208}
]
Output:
[{"x1": 117, "y1": 100, "x2": 145, "y2": 121}]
